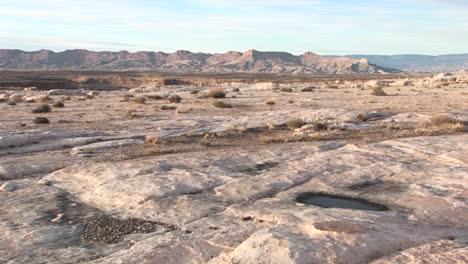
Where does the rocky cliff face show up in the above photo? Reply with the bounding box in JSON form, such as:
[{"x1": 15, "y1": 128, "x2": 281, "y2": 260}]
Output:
[{"x1": 0, "y1": 49, "x2": 393, "y2": 74}]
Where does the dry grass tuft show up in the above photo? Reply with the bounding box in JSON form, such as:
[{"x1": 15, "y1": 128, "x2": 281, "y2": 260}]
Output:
[
  {"x1": 356, "y1": 113, "x2": 368, "y2": 122},
  {"x1": 121, "y1": 94, "x2": 134, "y2": 102},
  {"x1": 53, "y1": 101, "x2": 65, "y2": 108},
  {"x1": 429, "y1": 114, "x2": 464, "y2": 131},
  {"x1": 168, "y1": 95, "x2": 182, "y2": 103},
  {"x1": 133, "y1": 96, "x2": 147, "y2": 104},
  {"x1": 258, "y1": 135, "x2": 287, "y2": 144},
  {"x1": 287, "y1": 118, "x2": 306, "y2": 129},
  {"x1": 371, "y1": 87, "x2": 387, "y2": 96},
  {"x1": 213, "y1": 100, "x2": 233, "y2": 108},
  {"x1": 160, "y1": 105, "x2": 177, "y2": 111},
  {"x1": 145, "y1": 135, "x2": 160, "y2": 144},
  {"x1": 429, "y1": 114, "x2": 457, "y2": 126},
  {"x1": 147, "y1": 94, "x2": 164, "y2": 100},
  {"x1": 208, "y1": 87, "x2": 226, "y2": 98},
  {"x1": 301, "y1": 87, "x2": 315, "y2": 92}
]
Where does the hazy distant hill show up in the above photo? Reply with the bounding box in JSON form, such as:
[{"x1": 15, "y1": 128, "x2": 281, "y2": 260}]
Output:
[
  {"x1": 0, "y1": 49, "x2": 394, "y2": 74},
  {"x1": 346, "y1": 54, "x2": 468, "y2": 72}
]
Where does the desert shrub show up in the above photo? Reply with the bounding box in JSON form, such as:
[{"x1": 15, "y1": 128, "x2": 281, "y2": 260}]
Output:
[
  {"x1": 430, "y1": 114, "x2": 457, "y2": 126},
  {"x1": 371, "y1": 87, "x2": 387, "y2": 96},
  {"x1": 231, "y1": 88, "x2": 240, "y2": 92},
  {"x1": 86, "y1": 94, "x2": 94, "y2": 99},
  {"x1": 32, "y1": 104, "x2": 51, "y2": 113},
  {"x1": 168, "y1": 95, "x2": 182, "y2": 103},
  {"x1": 287, "y1": 118, "x2": 306, "y2": 129},
  {"x1": 280, "y1": 87, "x2": 293, "y2": 93},
  {"x1": 190, "y1": 90, "x2": 200, "y2": 95},
  {"x1": 301, "y1": 87, "x2": 315, "y2": 92},
  {"x1": 122, "y1": 94, "x2": 134, "y2": 101},
  {"x1": 160, "y1": 105, "x2": 177, "y2": 110},
  {"x1": 133, "y1": 96, "x2": 146, "y2": 104},
  {"x1": 208, "y1": 88, "x2": 226, "y2": 98},
  {"x1": 7, "y1": 100, "x2": 17, "y2": 106},
  {"x1": 145, "y1": 135, "x2": 159, "y2": 144},
  {"x1": 287, "y1": 100, "x2": 295, "y2": 104},
  {"x1": 175, "y1": 108, "x2": 192, "y2": 114},
  {"x1": 213, "y1": 100, "x2": 233, "y2": 108},
  {"x1": 258, "y1": 135, "x2": 286, "y2": 144},
  {"x1": 265, "y1": 100, "x2": 275, "y2": 106},
  {"x1": 147, "y1": 94, "x2": 164, "y2": 100},
  {"x1": 33, "y1": 117, "x2": 49, "y2": 124},
  {"x1": 356, "y1": 113, "x2": 368, "y2": 122},
  {"x1": 313, "y1": 123, "x2": 327, "y2": 131},
  {"x1": 196, "y1": 92, "x2": 209, "y2": 98},
  {"x1": 53, "y1": 101, "x2": 65, "y2": 108}
]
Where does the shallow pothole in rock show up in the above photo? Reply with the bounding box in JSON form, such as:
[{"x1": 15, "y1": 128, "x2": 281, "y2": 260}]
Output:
[
  {"x1": 81, "y1": 216, "x2": 178, "y2": 244},
  {"x1": 296, "y1": 192, "x2": 389, "y2": 211}
]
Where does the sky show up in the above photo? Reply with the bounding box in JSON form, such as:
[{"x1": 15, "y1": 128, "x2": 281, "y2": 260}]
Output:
[{"x1": 0, "y1": 0, "x2": 467, "y2": 55}]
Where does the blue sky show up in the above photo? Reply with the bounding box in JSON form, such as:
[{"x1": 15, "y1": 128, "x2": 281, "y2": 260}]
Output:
[{"x1": 0, "y1": 0, "x2": 467, "y2": 55}]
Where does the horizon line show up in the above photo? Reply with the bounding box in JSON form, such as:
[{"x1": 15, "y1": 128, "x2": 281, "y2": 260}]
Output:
[{"x1": 1, "y1": 48, "x2": 467, "y2": 57}]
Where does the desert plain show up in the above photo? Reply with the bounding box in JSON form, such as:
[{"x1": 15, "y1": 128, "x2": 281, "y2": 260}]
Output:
[{"x1": 1, "y1": 70, "x2": 467, "y2": 263}]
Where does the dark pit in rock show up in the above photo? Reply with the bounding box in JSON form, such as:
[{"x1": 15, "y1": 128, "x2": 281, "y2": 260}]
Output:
[
  {"x1": 81, "y1": 216, "x2": 178, "y2": 244},
  {"x1": 296, "y1": 192, "x2": 389, "y2": 211}
]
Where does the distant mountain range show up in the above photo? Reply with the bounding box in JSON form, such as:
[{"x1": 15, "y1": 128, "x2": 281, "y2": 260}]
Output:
[
  {"x1": 1, "y1": 49, "x2": 465, "y2": 73},
  {"x1": 345, "y1": 54, "x2": 468, "y2": 72},
  {"x1": 0, "y1": 49, "x2": 393, "y2": 74}
]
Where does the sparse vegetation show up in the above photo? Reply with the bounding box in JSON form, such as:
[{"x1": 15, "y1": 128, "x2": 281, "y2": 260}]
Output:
[
  {"x1": 430, "y1": 114, "x2": 458, "y2": 126},
  {"x1": 168, "y1": 95, "x2": 182, "y2": 103},
  {"x1": 32, "y1": 104, "x2": 51, "y2": 113},
  {"x1": 301, "y1": 87, "x2": 315, "y2": 92},
  {"x1": 7, "y1": 100, "x2": 17, "y2": 105},
  {"x1": 208, "y1": 87, "x2": 226, "y2": 98},
  {"x1": 133, "y1": 96, "x2": 147, "y2": 104},
  {"x1": 145, "y1": 135, "x2": 160, "y2": 144},
  {"x1": 313, "y1": 123, "x2": 327, "y2": 131},
  {"x1": 122, "y1": 94, "x2": 134, "y2": 101},
  {"x1": 429, "y1": 114, "x2": 459, "y2": 127},
  {"x1": 371, "y1": 86, "x2": 387, "y2": 96},
  {"x1": 160, "y1": 105, "x2": 177, "y2": 110},
  {"x1": 213, "y1": 100, "x2": 233, "y2": 108},
  {"x1": 33, "y1": 117, "x2": 49, "y2": 124},
  {"x1": 287, "y1": 118, "x2": 306, "y2": 129},
  {"x1": 356, "y1": 113, "x2": 368, "y2": 122},
  {"x1": 147, "y1": 94, "x2": 164, "y2": 100},
  {"x1": 280, "y1": 87, "x2": 293, "y2": 93},
  {"x1": 53, "y1": 101, "x2": 65, "y2": 108},
  {"x1": 175, "y1": 108, "x2": 192, "y2": 114},
  {"x1": 197, "y1": 93, "x2": 209, "y2": 98},
  {"x1": 232, "y1": 88, "x2": 240, "y2": 92},
  {"x1": 265, "y1": 100, "x2": 275, "y2": 106},
  {"x1": 258, "y1": 135, "x2": 287, "y2": 144}
]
